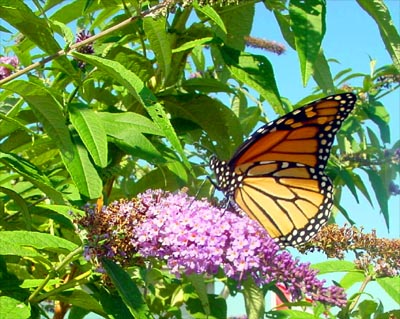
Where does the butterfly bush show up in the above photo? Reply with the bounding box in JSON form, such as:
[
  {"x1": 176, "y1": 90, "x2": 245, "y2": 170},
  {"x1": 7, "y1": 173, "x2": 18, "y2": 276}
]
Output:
[{"x1": 79, "y1": 189, "x2": 346, "y2": 307}]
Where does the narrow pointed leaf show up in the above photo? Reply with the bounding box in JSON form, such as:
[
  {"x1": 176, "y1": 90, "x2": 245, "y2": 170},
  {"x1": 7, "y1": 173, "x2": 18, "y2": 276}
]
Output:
[
  {"x1": 289, "y1": 0, "x2": 326, "y2": 85},
  {"x1": 0, "y1": 151, "x2": 64, "y2": 204},
  {"x1": 0, "y1": 1, "x2": 76, "y2": 77},
  {"x1": 102, "y1": 259, "x2": 152, "y2": 318},
  {"x1": 194, "y1": 4, "x2": 227, "y2": 34},
  {"x1": 143, "y1": 17, "x2": 172, "y2": 80},
  {"x1": 363, "y1": 168, "x2": 389, "y2": 228},
  {"x1": 69, "y1": 104, "x2": 108, "y2": 168},
  {"x1": 2, "y1": 81, "x2": 74, "y2": 158},
  {"x1": 0, "y1": 231, "x2": 77, "y2": 257},
  {"x1": 220, "y1": 47, "x2": 281, "y2": 111},
  {"x1": 356, "y1": 0, "x2": 400, "y2": 71},
  {"x1": 313, "y1": 51, "x2": 335, "y2": 93},
  {"x1": 96, "y1": 112, "x2": 163, "y2": 136},
  {"x1": 60, "y1": 133, "x2": 102, "y2": 199},
  {"x1": 70, "y1": 52, "x2": 157, "y2": 106}
]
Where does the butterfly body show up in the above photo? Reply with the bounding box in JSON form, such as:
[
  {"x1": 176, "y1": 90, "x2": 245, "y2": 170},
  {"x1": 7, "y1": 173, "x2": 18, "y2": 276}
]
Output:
[{"x1": 210, "y1": 93, "x2": 356, "y2": 247}]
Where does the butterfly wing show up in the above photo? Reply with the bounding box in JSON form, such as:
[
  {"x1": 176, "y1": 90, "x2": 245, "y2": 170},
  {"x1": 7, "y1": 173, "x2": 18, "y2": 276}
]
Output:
[{"x1": 225, "y1": 93, "x2": 356, "y2": 246}]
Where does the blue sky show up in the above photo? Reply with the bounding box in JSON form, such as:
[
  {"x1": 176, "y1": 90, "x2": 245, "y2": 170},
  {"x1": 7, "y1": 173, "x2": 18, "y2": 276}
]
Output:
[{"x1": 221, "y1": 1, "x2": 400, "y2": 316}]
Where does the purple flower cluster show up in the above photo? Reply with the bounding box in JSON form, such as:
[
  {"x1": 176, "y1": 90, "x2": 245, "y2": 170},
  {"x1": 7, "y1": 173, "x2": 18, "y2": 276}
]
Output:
[
  {"x1": 132, "y1": 190, "x2": 346, "y2": 307},
  {"x1": 0, "y1": 56, "x2": 19, "y2": 80},
  {"x1": 75, "y1": 30, "x2": 94, "y2": 68}
]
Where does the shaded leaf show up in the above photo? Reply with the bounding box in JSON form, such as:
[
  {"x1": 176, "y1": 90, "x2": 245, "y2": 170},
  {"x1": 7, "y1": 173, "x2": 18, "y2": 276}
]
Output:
[
  {"x1": 363, "y1": 168, "x2": 389, "y2": 228},
  {"x1": 102, "y1": 259, "x2": 152, "y2": 318},
  {"x1": 220, "y1": 46, "x2": 281, "y2": 112},
  {"x1": 289, "y1": 0, "x2": 326, "y2": 85},
  {"x1": 219, "y1": 2, "x2": 255, "y2": 50},
  {"x1": 56, "y1": 290, "x2": 106, "y2": 317}
]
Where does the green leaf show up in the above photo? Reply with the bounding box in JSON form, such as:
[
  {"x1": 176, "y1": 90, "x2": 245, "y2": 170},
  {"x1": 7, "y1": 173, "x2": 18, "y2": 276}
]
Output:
[
  {"x1": 311, "y1": 260, "x2": 357, "y2": 274},
  {"x1": 356, "y1": 0, "x2": 400, "y2": 71},
  {"x1": 367, "y1": 127, "x2": 381, "y2": 148},
  {"x1": 102, "y1": 259, "x2": 152, "y2": 318},
  {"x1": 289, "y1": 0, "x2": 326, "y2": 86},
  {"x1": 147, "y1": 103, "x2": 193, "y2": 173},
  {"x1": 108, "y1": 131, "x2": 163, "y2": 163},
  {"x1": 71, "y1": 52, "x2": 157, "y2": 106},
  {"x1": 377, "y1": 276, "x2": 400, "y2": 304},
  {"x1": 182, "y1": 78, "x2": 234, "y2": 94},
  {"x1": 36, "y1": 204, "x2": 85, "y2": 220},
  {"x1": 128, "y1": 164, "x2": 186, "y2": 195},
  {"x1": 219, "y1": 2, "x2": 255, "y2": 50},
  {"x1": 363, "y1": 168, "x2": 389, "y2": 228},
  {"x1": 60, "y1": 132, "x2": 103, "y2": 199},
  {"x1": 0, "y1": 151, "x2": 64, "y2": 204},
  {"x1": 0, "y1": 296, "x2": 30, "y2": 319},
  {"x1": 2, "y1": 81, "x2": 74, "y2": 158},
  {"x1": 0, "y1": 1, "x2": 76, "y2": 77},
  {"x1": 69, "y1": 104, "x2": 108, "y2": 168},
  {"x1": 338, "y1": 168, "x2": 360, "y2": 203},
  {"x1": 186, "y1": 274, "x2": 211, "y2": 315},
  {"x1": 358, "y1": 300, "x2": 378, "y2": 318},
  {"x1": 172, "y1": 37, "x2": 214, "y2": 53},
  {"x1": 194, "y1": 4, "x2": 227, "y2": 34},
  {"x1": 164, "y1": 94, "x2": 243, "y2": 159},
  {"x1": 0, "y1": 230, "x2": 77, "y2": 257},
  {"x1": 0, "y1": 186, "x2": 31, "y2": 229},
  {"x1": 242, "y1": 278, "x2": 265, "y2": 319},
  {"x1": 270, "y1": 310, "x2": 315, "y2": 319},
  {"x1": 143, "y1": 17, "x2": 172, "y2": 81},
  {"x1": 97, "y1": 286, "x2": 135, "y2": 319},
  {"x1": 220, "y1": 47, "x2": 281, "y2": 112},
  {"x1": 364, "y1": 103, "x2": 391, "y2": 144},
  {"x1": 340, "y1": 271, "x2": 366, "y2": 290},
  {"x1": 57, "y1": 290, "x2": 107, "y2": 317},
  {"x1": 106, "y1": 46, "x2": 154, "y2": 82},
  {"x1": 96, "y1": 112, "x2": 163, "y2": 136},
  {"x1": 312, "y1": 50, "x2": 335, "y2": 93},
  {"x1": 70, "y1": 54, "x2": 187, "y2": 168},
  {"x1": 352, "y1": 172, "x2": 373, "y2": 206}
]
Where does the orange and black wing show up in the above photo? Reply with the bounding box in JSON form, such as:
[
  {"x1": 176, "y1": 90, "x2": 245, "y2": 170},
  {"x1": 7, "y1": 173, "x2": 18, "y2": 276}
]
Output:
[{"x1": 211, "y1": 93, "x2": 356, "y2": 246}]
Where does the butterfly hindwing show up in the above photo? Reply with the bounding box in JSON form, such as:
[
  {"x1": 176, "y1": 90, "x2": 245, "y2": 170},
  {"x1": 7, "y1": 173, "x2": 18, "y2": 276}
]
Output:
[{"x1": 210, "y1": 93, "x2": 356, "y2": 247}]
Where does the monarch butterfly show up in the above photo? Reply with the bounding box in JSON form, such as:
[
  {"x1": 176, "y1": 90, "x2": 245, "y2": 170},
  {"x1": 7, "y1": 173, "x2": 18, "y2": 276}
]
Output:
[{"x1": 210, "y1": 93, "x2": 356, "y2": 247}]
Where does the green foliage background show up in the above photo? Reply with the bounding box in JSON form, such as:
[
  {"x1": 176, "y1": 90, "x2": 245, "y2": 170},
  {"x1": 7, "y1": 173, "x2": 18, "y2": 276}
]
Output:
[{"x1": 0, "y1": 0, "x2": 399, "y2": 318}]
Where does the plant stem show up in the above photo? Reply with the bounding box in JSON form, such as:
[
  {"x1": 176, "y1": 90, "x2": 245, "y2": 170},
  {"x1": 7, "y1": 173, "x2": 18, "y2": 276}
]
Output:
[
  {"x1": 28, "y1": 246, "x2": 84, "y2": 303},
  {"x1": 348, "y1": 274, "x2": 373, "y2": 312}
]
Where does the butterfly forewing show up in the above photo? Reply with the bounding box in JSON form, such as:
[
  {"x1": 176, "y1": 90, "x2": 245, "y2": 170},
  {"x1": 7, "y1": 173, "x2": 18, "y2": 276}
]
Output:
[{"x1": 210, "y1": 93, "x2": 356, "y2": 247}]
